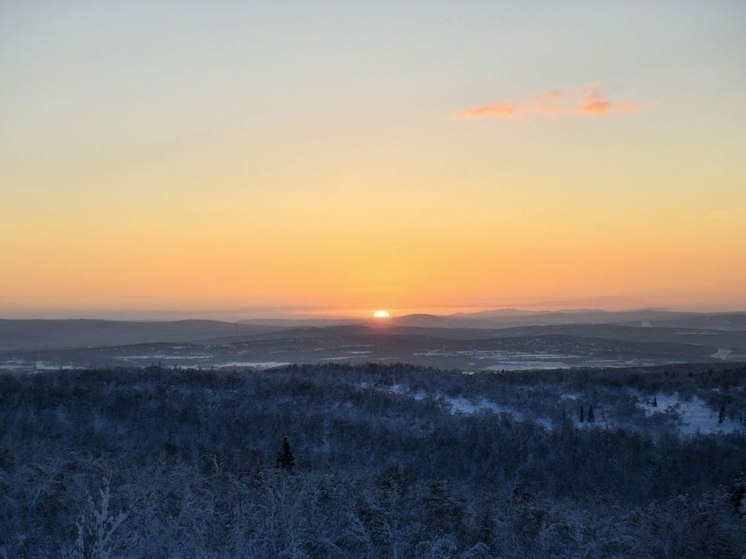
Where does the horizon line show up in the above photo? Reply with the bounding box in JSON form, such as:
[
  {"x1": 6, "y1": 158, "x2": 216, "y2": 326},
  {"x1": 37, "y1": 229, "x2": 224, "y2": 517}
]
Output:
[{"x1": 2, "y1": 305, "x2": 746, "y2": 322}]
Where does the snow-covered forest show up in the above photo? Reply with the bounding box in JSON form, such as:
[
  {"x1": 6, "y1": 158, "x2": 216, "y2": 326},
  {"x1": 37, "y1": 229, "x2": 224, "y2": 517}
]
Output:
[{"x1": 1, "y1": 363, "x2": 745, "y2": 558}]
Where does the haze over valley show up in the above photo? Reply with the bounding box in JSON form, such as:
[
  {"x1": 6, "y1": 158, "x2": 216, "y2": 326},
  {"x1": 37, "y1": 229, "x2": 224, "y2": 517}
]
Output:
[{"x1": 2, "y1": 308, "x2": 745, "y2": 373}]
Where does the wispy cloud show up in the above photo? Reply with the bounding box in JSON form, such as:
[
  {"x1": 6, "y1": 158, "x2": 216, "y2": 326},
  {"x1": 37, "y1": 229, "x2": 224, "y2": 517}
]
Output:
[{"x1": 453, "y1": 86, "x2": 642, "y2": 120}]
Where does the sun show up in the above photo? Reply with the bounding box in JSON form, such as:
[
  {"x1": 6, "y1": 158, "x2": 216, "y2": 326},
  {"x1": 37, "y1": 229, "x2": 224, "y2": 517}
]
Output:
[{"x1": 373, "y1": 310, "x2": 390, "y2": 319}]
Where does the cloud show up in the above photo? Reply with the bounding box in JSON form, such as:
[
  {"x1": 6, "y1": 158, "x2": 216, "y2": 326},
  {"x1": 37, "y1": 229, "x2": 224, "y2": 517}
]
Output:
[
  {"x1": 453, "y1": 86, "x2": 642, "y2": 120},
  {"x1": 455, "y1": 102, "x2": 517, "y2": 119}
]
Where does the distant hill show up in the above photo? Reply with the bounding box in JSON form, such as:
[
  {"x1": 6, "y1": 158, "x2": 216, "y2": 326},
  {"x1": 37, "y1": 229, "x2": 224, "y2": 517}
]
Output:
[
  {"x1": 649, "y1": 313, "x2": 746, "y2": 331},
  {"x1": 387, "y1": 309, "x2": 694, "y2": 329},
  {"x1": 2, "y1": 310, "x2": 745, "y2": 361},
  {"x1": 237, "y1": 317, "x2": 356, "y2": 328},
  {"x1": 387, "y1": 314, "x2": 454, "y2": 327},
  {"x1": 0, "y1": 319, "x2": 277, "y2": 352}
]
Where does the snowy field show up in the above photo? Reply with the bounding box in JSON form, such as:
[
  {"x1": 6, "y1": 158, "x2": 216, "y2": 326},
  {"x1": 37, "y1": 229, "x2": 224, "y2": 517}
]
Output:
[{"x1": 370, "y1": 375, "x2": 745, "y2": 437}]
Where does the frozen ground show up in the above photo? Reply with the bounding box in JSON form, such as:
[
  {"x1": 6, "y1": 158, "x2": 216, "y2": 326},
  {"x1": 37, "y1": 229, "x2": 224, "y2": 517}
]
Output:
[
  {"x1": 378, "y1": 383, "x2": 554, "y2": 430},
  {"x1": 415, "y1": 349, "x2": 578, "y2": 369},
  {"x1": 115, "y1": 354, "x2": 213, "y2": 360},
  {"x1": 444, "y1": 395, "x2": 554, "y2": 428},
  {"x1": 370, "y1": 381, "x2": 744, "y2": 437},
  {"x1": 712, "y1": 348, "x2": 733, "y2": 359},
  {"x1": 415, "y1": 349, "x2": 677, "y2": 370},
  {"x1": 637, "y1": 392, "x2": 742, "y2": 435},
  {"x1": 216, "y1": 361, "x2": 292, "y2": 369},
  {"x1": 0, "y1": 359, "x2": 85, "y2": 371}
]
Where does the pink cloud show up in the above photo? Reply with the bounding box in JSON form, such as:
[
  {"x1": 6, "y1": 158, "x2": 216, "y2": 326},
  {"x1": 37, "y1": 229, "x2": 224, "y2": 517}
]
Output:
[
  {"x1": 453, "y1": 86, "x2": 642, "y2": 120},
  {"x1": 576, "y1": 87, "x2": 640, "y2": 115},
  {"x1": 454, "y1": 102, "x2": 517, "y2": 119}
]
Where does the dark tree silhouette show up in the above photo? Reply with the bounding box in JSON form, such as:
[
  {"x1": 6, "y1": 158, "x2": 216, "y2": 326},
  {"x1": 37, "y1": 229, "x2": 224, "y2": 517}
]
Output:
[
  {"x1": 587, "y1": 404, "x2": 595, "y2": 422},
  {"x1": 579, "y1": 405, "x2": 585, "y2": 423},
  {"x1": 729, "y1": 479, "x2": 746, "y2": 518},
  {"x1": 276, "y1": 437, "x2": 295, "y2": 471}
]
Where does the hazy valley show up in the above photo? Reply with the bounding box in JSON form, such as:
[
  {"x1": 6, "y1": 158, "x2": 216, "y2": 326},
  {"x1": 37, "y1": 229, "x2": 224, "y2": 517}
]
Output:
[{"x1": 2, "y1": 309, "x2": 745, "y2": 373}]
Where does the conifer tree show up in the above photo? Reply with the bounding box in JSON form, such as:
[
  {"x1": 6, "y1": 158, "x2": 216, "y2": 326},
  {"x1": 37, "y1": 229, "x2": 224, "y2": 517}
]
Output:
[
  {"x1": 276, "y1": 437, "x2": 295, "y2": 471},
  {"x1": 588, "y1": 404, "x2": 595, "y2": 422}
]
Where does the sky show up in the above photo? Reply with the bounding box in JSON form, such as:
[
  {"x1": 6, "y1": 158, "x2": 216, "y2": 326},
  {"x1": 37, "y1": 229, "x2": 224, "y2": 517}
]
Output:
[{"x1": 1, "y1": 1, "x2": 745, "y2": 319}]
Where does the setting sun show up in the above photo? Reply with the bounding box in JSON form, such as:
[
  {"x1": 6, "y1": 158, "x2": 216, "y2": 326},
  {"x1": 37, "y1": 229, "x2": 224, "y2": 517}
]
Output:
[{"x1": 373, "y1": 310, "x2": 391, "y2": 319}]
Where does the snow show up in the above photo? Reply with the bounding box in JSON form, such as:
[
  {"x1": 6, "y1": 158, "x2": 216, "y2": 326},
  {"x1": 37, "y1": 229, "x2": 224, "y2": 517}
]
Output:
[
  {"x1": 445, "y1": 396, "x2": 503, "y2": 414},
  {"x1": 216, "y1": 361, "x2": 290, "y2": 369},
  {"x1": 115, "y1": 354, "x2": 212, "y2": 360},
  {"x1": 0, "y1": 360, "x2": 85, "y2": 371},
  {"x1": 484, "y1": 361, "x2": 574, "y2": 371},
  {"x1": 388, "y1": 383, "x2": 427, "y2": 400},
  {"x1": 380, "y1": 384, "x2": 554, "y2": 427},
  {"x1": 443, "y1": 395, "x2": 554, "y2": 428},
  {"x1": 413, "y1": 349, "x2": 668, "y2": 370},
  {"x1": 638, "y1": 392, "x2": 742, "y2": 435}
]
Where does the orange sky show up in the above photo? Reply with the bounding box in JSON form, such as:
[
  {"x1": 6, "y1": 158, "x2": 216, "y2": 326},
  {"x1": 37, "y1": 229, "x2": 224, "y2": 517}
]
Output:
[{"x1": 1, "y1": 2, "x2": 745, "y2": 318}]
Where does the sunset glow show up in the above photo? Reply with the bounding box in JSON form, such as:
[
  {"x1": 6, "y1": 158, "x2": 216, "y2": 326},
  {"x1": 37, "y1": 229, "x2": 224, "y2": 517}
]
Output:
[
  {"x1": 373, "y1": 310, "x2": 391, "y2": 319},
  {"x1": 1, "y1": 2, "x2": 745, "y2": 318}
]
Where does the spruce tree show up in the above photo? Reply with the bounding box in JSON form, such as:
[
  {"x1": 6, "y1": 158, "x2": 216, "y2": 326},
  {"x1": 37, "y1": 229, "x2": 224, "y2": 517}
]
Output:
[
  {"x1": 587, "y1": 404, "x2": 595, "y2": 422},
  {"x1": 276, "y1": 437, "x2": 295, "y2": 472}
]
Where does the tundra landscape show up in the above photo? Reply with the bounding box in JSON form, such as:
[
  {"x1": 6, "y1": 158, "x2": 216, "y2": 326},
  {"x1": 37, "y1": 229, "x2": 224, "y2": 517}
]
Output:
[{"x1": 2, "y1": 1, "x2": 745, "y2": 557}]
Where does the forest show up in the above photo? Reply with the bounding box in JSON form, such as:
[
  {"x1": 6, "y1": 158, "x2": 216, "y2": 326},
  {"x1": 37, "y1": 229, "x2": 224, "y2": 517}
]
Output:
[{"x1": 1, "y1": 363, "x2": 745, "y2": 558}]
